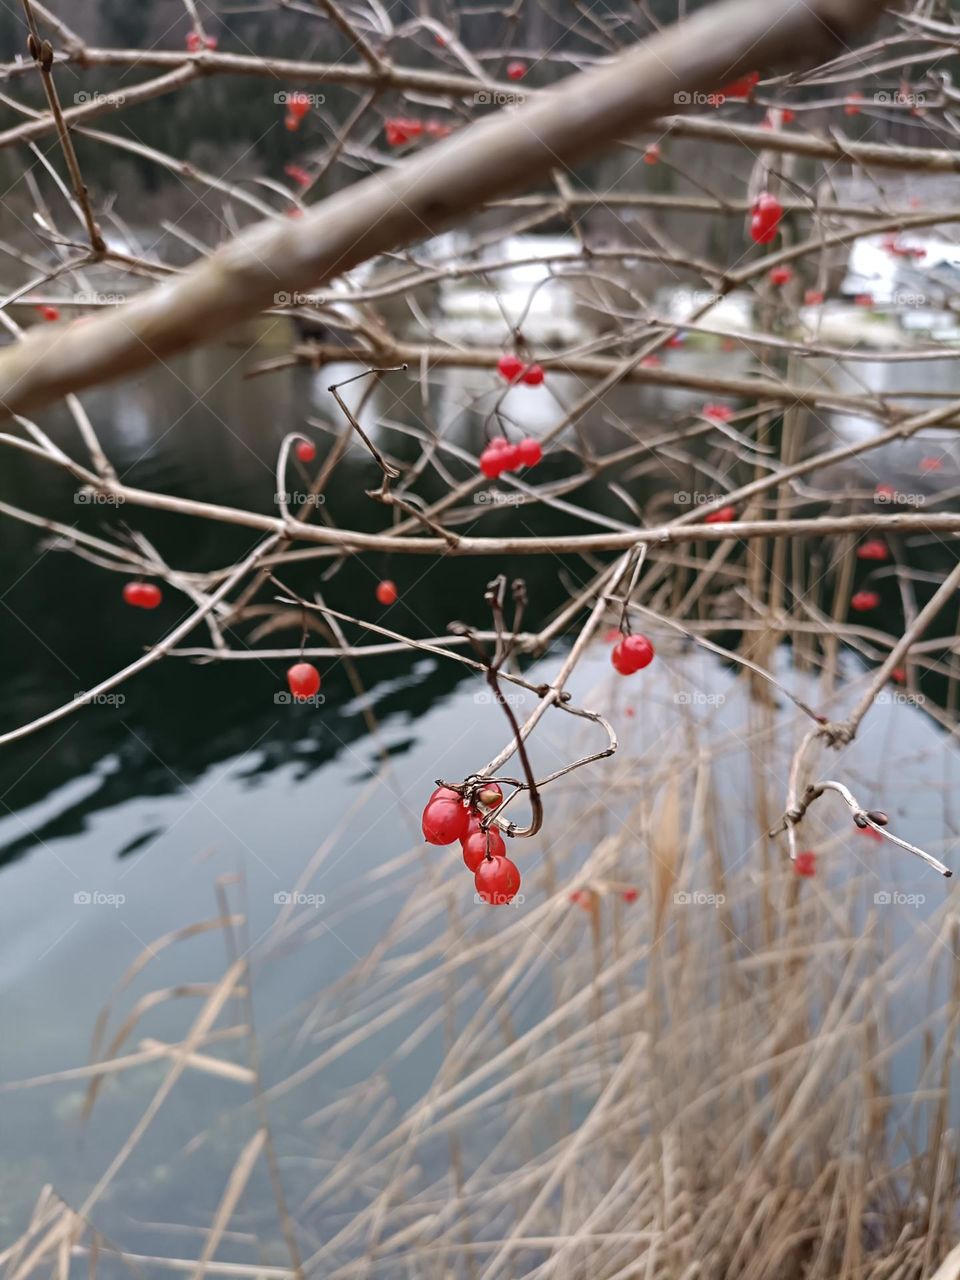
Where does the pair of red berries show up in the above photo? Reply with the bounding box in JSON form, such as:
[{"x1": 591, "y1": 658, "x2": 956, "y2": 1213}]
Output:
[
  {"x1": 851, "y1": 590, "x2": 880, "y2": 612},
  {"x1": 749, "y1": 193, "x2": 783, "y2": 245},
  {"x1": 186, "y1": 31, "x2": 217, "y2": 51},
  {"x1": 385, "y1": 117, "x2": 424, "y2": 146},
  {"x1": 479, "y1": 436, "x2": 543, "y2": 479},
  {"x1": 611, "y1": 634, "x2": 655, "y2": 676},
  {"x1": 123, "y1": 581, "x2": 162, "y2": 610},
  {"x1": 497, "y1": 354, "x2": 545, "y2": 387},
  {"x1": 287, "y1": 662, "x2": 321, "y2": 699},
  {"x1": 857, "y1": 539, "x2": 888, "y2": 562},
  {"x1": 421, "y1": 784, "x2": 522, "y2": 905}
]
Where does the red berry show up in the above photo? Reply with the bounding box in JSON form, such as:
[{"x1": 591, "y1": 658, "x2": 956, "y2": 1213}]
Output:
[
  {"x1": 122, "y1": 581, "x2": 162, "y2": 609},
  {"x1": 891, "y1": 666, "x2": 907, "y2": 685},
  {"x1": 205, "y1": 35, "x2": 218, "y2": 49},
  {"x1": 376, "y1": 580, "x2": 398, "y2": 606},
  {"x1": 36, "y1": 304, "x2": 59, "y2": 322},
  {"x1": 705, "y1": 505, "x2": 736, "y2": 524},
  {"x1": 497, "y1": 353, "x2": 525, "y2": 383},
  {"x1": 475, "y1": 854, "x2": 521, "y2": 905},
  {"x1": 919, "y1": 456, "x2": 943, "y2": 473},
  {"x1": 749, "y1": 193, "x2": 782, "y2": 245},
  {"x1": 720, "y1": 71, "x2": 759, "y2": 99},
  {"x1": 385, "y1": 117, "x2": 423, "y2": 146},
  {"x1": 858, "y1": 824, "x2": 882, "y2": 841},
  {"x1": 667, "y1": 333, "x2": 684, "y2": 348},
  {"x1": 855, "y1": 293, "x2": 874, "y2": 307},
  {"x1": 851, "y1": 590, "x2": 880, "y2": 612},
  {"x1": 287, "y1": 662, "x2": 321, "y2": 699},
  {"x1": 422, "y1": 796, "x2": 468, "y2": 845},
  {"x1": 644, "y1": 143, "x2": 660, "y2": 164},
  {"x1": 794, "y1": 850, "x2": 816, "y2": 877},
  {"x1": 287, "y1": 93, "x2": 311, "y2": 120},
  {"x1": 462, "y1": 827, "x2": 507, "y2": 872},
  {"x1": 499, "y1": 444, "x2": 522, "y2": 472},
  {"x1": 769, "y1": 265, "x2": 793, "y2": 286},
  {"x1": 781, "y1": 108, "x2": 795, "y2": 123},
  {"x1": 506, "y1": 61, "x2": 526, "y2": 81},
  {"x1": 874, "y1": 482, "x2": 895, "y2": 501},
  {"x1": 477, "y1": 783, "x2": 503, "y2": 808},
  {"x1": 857, "y1": 539, "x2": 888, "y2": 561},
  {"x1": 804, "y1": 289, "x2": 825, "y2": 305},
  {"x1": 702, "y1": 402, "x2": 733, "y2": 422},
  {"x1": 431, "y1": 785, "x2": 461, "y2": 803},
  {"x1": 295, "y1": 439, "x2": 316, "y2": 463},
  {"x1": 285, "y1": 115, "x2": 300, "y2": 132},
  {"x1": 622, "y1": 887, "x2": 639, "y2": 902},
  {"x1": 284, "y1": 164, "x2": 311, "y2": 188},
  {"x1": 186, "y1": 31, "x2": 201, "y2": 51},
  {"x1": 424, "y1": 120, "x2": 451, "y2": 139},
  {"x1": 612, "y1": 634, "x2": 654, "y2": 675},
  {"x1": 640, "y1": 354, "x2": 661, "y2": 368},
  {"x1": 480, "y1": 448, "x2": 503, "y2": 480},
  {"x1": 844, "y1": 92, "x2": 862, "y2": 116},
  {"x1": 521, "y1": 363, "x2": 544, "y2": 386},
  {"x1": 517, "y1": 437, "x2": 543, "y2": 467}
]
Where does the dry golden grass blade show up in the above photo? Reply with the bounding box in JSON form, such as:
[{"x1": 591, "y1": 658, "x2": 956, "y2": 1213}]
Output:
[
  {"x1": 649, "y1": 771, "x2": 684, "y2": 941},
  {"x1": 137, "y1": 1040, "x2": 254, "y2": 1085},
  {"x1": 190, "y1": 1128, "x2": 266, "y2": 1280}
]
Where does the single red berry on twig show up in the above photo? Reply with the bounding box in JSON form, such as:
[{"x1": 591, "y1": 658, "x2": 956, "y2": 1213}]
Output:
[
  {"x1": 462, "y1": 827, "x2": 507, "y2": 872},
  {"x1": 857, "y1": 539, "x2": 888, "y2": 561},
  {"x1": 644, "y1": 143, "x2": 660, "y2": 164},
  {"x1": 844, "y1": 92, "x2": 863, "y2": 116},
  {"x1": 36, "y1": 304, "x2": 60, "y2": 322},
  {"x1": 749, "y1": 193, "x2": 783, "y2": 245},
  {"x1": 123, "y1": 582, "x2": 162, "y2": 609},
  {"x1": 422, "y1": 791, "x2": 469, "y2": 845},
  {"x1": 851, "y1": 590, "x2": 880, "y2": 612},
  {"x1": 919, "y1": 456, "x2": 943, "y2": 473},
  {"x1": 376, "y1": 580, "x2": 398, "y2": 606},
  {"x1": 517, "y1": 438, "x2": 543, "y2": 467},
  {"x1": 702, "y1": 402, "x2": 733, "y2": 423},
  {"x1": 769, "y1": 265, "x2": 793, "y2": 286},
  {"x1": 497, "y1": 353, "x2": 525, "y2": 383},
  {"x1": 475, "y1": 854, "x2": 521, "y2": 905},
  {"x1": 506, "y1": 61, "x2": 526, "y2": 81},
  {"x1": 295, "y1": 439, "x2": 316, "y2": 463},
  {"x1": 794, "y1": 850, "x2": 816, "y2": 877},
  {"x1": 521, "y1": 363, "x2": 545, "y2": 386},
  {"x1": 287, "y1": 662, "x2": 321, "y2": 699},
  {"x1": 705, "y1": 505, "x2": 736, "y2": 524}
]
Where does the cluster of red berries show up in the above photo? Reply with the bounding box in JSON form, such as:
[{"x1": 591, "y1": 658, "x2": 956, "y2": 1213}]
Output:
[
  {"x1": 35, "y1": 304, "x2": 59, "y2": 322},
  {"x1": 284, "y1": 93, "x2": 311, "y2": 132},
  {"x1": 857, "y1": 539, "x2": 888, "y2": 562},
  {"x1": 384, "y1": 118, "x2": 451, "y2": 147},
  {"x1": 421, "y1": 783, "x2": 521, "y2": 905},
  {"x1": 122, "y1": 582, "x2": 162, "y2": 610},
  {"x1": 497, "y1": 353, "x2": 545, "y2": 386},
  {"x1": 480, "y1": 436, "x2": 543, "y2": 479},
  {"x1": 749, "y1": 193, "x2": 783, "y2": 245},
  {"x1": 186, "y1": 31, "x2": 217, "y2": 51},
  {"x1": 611, "y1": 633, "x2": 655, "y2": 676},
  {"x1": 287, "y1": 662, "x2": 321, "y2": 699},
  {"x1": 851, "y1": 589, "x2": 880, "y2": 612}
]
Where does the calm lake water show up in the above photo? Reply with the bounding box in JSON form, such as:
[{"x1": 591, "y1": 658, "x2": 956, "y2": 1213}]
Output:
[{"x1": 1, "y1": 325, "x2": 959, "y2": 1251}]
